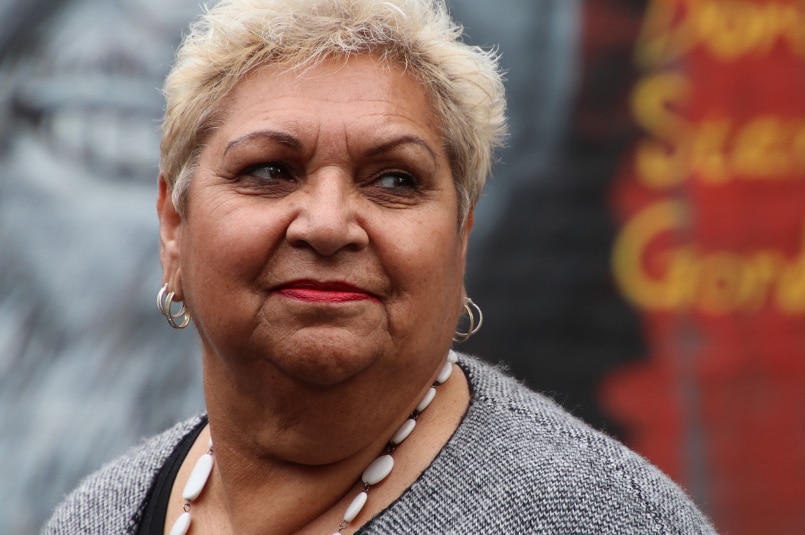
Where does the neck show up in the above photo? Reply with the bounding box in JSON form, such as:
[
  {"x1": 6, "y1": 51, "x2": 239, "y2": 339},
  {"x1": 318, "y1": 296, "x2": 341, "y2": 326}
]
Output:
[{"x1": 172, "y1": 356, "x2": 471, "y2": 535}]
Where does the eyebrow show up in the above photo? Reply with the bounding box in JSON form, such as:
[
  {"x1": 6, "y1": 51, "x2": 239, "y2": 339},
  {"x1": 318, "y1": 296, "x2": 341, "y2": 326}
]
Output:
[
  {"x1": 224, "y1": 130, "x2": 302, "y2": 156},
  {"x1": 223, "y1": 129, "x2": 438, "y2": 166},
  {"x1": 365, "y1": 135, "x2": 438, "y2": 166}
]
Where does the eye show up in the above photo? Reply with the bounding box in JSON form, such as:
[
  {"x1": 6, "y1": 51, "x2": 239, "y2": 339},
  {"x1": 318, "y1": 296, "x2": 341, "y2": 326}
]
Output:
[
  {"x1": 240, "y1": 162, "x2": 294, "y2": 182},
  {"x1": 373, "y1": 171, "x2": 418, "y2": 191}
]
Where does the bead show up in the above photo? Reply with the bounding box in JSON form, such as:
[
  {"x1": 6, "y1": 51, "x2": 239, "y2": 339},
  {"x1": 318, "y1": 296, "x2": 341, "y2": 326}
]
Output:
[
  {"x1": 169, "y1": 512, "x2": 191, "y2": 535},
  {"x1": 435, "y1": 361, "x2": 453, "y2": 384},
  {"x1": 416, "y1": 387, "x2": 436, "y2": 412},
  {"x1": 344, "y1": 491, "x2": 368, "y2": 523},
  {"x1": 182, "y1": 452, "x2": 214, "y2": 501},
  {"x1": 390, "y1": 418, "x2": 416, "y2": 445},
  {"x1": 362, "y1": 455, "x2": 394, "y2": 486},
  {"x1": 448, "y1": 350, "x2": 458, "y2": 363}
]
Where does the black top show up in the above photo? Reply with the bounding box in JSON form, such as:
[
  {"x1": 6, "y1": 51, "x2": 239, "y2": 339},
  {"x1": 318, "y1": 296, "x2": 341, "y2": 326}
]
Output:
[{"x1": 136, "y1": 415, "x2": 207, "y2": 535}]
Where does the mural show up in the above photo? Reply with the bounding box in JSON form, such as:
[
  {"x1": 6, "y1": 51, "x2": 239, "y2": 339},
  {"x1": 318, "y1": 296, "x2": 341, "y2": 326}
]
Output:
[
  {"x1": 1, "y1": 1, "x2": 802, "y2": 534},
  {"x1": 603, "y1": 1, "x2": 805, "y2": 533},
  {"x1": 0, "y1": 1, "x2": 204, "y2": 532}
]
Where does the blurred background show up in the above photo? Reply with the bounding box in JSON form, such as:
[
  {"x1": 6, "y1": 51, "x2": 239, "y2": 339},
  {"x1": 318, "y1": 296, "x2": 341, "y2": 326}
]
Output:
[{"x1": 1, "y1": 0, "x2": 803, "y2": 533}]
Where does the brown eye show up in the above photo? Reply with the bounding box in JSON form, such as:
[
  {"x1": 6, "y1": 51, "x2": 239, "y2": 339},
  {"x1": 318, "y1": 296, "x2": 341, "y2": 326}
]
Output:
[
  {"x1": 373, "y1": 171, "x2": 418, "y2": 191},
  {"x1": 241, "y1": 162, "x2": 294, "y2": 182}
]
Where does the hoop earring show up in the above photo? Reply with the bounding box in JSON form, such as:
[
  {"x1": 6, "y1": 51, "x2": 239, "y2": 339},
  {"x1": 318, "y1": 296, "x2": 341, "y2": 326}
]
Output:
[
  {"x1": 453, "y1": 297, "x2": 483, "y2": 343},
  {"x1": 157, "y1": 283, "x2": 190, "y2": 329}
]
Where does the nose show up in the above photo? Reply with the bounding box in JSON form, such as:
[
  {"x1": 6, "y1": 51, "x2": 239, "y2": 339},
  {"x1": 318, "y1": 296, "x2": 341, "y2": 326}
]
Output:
[{"x1": 285, "y1": 171, "x2": 369, "y2": 256}]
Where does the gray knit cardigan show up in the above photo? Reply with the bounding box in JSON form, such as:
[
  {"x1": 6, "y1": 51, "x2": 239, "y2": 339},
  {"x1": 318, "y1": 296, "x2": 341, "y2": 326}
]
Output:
[{"x1": 44, "y1": 354, "x2": 718, "y2": 534}]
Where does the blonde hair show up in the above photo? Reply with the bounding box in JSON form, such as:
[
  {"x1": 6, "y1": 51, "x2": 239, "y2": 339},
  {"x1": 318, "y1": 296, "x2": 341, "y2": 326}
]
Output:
[{"x1": 161, "y1": 0, "x2": 507, "y2": 225}]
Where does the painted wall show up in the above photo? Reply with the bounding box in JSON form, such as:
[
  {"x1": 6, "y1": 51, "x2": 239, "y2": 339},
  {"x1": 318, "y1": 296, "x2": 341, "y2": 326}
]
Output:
[{"x1": 1, "y1": 1, "x2": 802, "y2": 533}]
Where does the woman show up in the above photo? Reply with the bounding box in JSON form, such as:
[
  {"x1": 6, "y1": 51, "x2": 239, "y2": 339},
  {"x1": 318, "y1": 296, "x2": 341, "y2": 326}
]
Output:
[{"x1": 44, "y1": 0, "x2": 717, "y2": 533}]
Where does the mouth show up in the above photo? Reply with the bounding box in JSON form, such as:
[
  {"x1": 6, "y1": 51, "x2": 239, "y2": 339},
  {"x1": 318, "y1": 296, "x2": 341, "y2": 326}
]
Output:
[{"x1": 273, "y1": 280, "x2": 379, "y2": 303}]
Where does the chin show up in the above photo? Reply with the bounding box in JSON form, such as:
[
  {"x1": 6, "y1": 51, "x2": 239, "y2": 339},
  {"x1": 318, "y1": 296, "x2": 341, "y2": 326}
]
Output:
[{"x1": 269, "y1": 336, "x2": 384, "y2": 388}]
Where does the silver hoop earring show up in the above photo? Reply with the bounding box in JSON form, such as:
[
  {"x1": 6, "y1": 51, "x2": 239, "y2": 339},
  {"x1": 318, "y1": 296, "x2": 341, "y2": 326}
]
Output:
[
  {"x1": 157, "y1": 283, "x2": 190, "y2": 329},
  {"x1": 453, "y1": 297, "x2": 483, "y2": 343}
]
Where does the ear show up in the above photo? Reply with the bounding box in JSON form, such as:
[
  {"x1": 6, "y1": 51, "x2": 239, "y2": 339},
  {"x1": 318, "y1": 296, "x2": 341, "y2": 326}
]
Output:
[{"x1": 157, "y1": 175, "x2": 184, "y2": 300}]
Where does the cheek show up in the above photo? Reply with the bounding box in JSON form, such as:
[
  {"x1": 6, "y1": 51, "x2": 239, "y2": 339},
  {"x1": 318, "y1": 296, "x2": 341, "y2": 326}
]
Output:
[
  {"x1": 181, "y1": 200, "x2": 281, "y2": 299},
  {"x1": 383, "y1": 217, "x2": 467, "y2": 325},
  {"x1": 429, "y1": 224, "x2": 469, "y2": 317}
]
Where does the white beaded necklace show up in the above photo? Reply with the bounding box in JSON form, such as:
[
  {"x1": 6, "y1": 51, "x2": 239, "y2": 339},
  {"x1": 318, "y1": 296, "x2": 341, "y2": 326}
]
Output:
[{"x1": 169, "y1": 350, "x2": 458, "y2": 535}]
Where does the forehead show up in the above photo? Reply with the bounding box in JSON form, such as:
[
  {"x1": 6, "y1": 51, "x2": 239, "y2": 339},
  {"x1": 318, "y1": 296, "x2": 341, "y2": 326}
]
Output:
[{"x1": 210, "y1": 55, "x2": 443, "y2": 150}]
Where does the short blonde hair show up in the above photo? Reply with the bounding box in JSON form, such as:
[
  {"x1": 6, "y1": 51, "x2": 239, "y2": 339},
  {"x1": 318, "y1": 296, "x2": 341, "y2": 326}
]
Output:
[{"x1": 161, "y1": 0, "x2": 507, "y2": 225}]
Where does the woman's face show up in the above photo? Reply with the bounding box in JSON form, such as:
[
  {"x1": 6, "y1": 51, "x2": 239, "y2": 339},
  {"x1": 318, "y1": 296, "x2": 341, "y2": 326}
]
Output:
[{"x1": 159, "y1": 56, "x2": 471, "y2": 407}]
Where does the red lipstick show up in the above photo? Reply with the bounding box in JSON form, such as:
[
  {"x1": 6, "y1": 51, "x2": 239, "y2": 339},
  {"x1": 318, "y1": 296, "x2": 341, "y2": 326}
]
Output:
[{"x1": 275, "y1": 280, "x2": 377, "y2": 303}]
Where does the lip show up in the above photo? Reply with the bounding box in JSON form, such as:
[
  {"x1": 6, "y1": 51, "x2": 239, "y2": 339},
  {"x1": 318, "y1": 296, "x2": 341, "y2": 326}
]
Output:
[{"x1": 273, "y1": 279, "x2": 379, "y2": 303}]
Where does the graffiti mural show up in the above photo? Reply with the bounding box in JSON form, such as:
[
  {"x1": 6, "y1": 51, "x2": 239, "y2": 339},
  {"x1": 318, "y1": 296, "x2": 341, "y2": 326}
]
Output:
[
  {"x1": 0, "y1": 1, "x2": 203, "y2": 532},
  {"x1": 2, "y1": 1, "x2": 802, "y2": 534}
]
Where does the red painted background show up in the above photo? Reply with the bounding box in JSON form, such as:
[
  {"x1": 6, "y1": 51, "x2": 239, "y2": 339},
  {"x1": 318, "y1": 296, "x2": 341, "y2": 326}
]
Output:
[{"x1": 585, "y1": 1, "x2": 805, "y2": 533}]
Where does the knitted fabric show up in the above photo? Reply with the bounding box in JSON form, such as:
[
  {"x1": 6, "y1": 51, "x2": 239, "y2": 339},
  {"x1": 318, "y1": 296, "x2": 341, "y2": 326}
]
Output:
[{"x1": 43, "y1": 354, "x2": 718, "y2": 534}]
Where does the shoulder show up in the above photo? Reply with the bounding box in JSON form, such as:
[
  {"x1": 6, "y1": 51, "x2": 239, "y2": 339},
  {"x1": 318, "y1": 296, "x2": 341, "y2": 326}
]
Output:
[
  {"x1": 368, "y1": 354, "x2": 718, "y2": 534},
  {"x1": 457, "y1": 354, "x2": 717, "y2": 533},
  {"x1": 41, "y1": 415, "x2": 205, "y2": 535}
]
